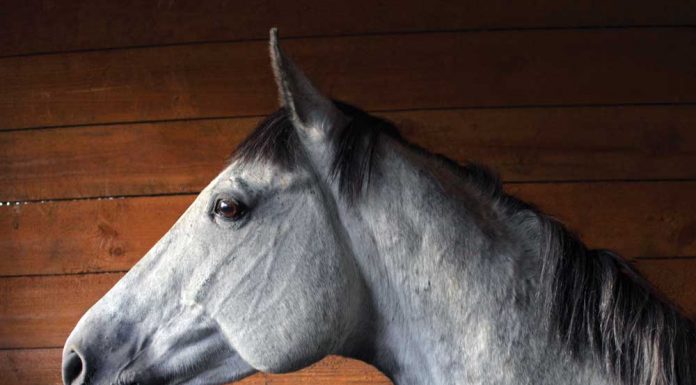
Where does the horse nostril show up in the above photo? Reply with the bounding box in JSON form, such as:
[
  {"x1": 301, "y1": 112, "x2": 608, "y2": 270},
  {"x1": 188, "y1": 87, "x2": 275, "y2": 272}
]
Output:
[{"x1": 62, "y1": 349, "x2": 86, "y2": 385}]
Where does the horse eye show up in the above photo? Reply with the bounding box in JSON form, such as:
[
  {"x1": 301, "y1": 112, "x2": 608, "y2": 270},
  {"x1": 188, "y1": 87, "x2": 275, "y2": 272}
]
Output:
[{"x1": 214, "y1": 198, "x2": 246, "y2": 220}]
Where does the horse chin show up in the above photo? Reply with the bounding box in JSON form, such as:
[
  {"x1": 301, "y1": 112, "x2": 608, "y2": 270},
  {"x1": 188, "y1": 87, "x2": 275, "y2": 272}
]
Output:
[
  {"x1": 113, "y1": 346, "x2": 257, "y2": 385},
  {"x1": 116, "y1": 326, "x2": 258, "y2": 385}
]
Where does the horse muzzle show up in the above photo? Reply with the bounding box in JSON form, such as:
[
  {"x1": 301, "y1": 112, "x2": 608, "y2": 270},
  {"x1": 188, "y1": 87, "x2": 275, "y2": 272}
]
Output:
[{"x1": 62, "y1": 302, "x2": 255, "y2": 385}]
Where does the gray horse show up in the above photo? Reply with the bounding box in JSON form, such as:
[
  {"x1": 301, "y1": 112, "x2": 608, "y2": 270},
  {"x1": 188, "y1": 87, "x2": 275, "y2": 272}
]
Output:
[{"x1": 62, "y1": 29, "x2": 695, "y2": 385}]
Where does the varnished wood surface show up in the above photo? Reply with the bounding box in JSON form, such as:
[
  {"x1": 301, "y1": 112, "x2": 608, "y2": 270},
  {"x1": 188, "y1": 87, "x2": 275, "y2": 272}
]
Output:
[
  {"x1": 2, "y1": 0, "x2": 695, "y2": 57},
  {"x1": 2, "y1": 29, "x2": 696, "y2": 130},
  {"x1": 2, "y1": 105, "x2": 696, "y2": 201},
  {"x1": 2, "y1": 3, "x2": 696, "y2": 385}
]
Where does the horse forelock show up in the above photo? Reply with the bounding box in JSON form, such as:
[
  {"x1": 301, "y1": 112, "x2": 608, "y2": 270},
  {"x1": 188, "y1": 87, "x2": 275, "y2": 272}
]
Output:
[
  {"x1": 230, "y1": 102, "x2": 402, "y2": 204},
  {"x1": 231, "y1": 108, "x2": 301, "y2": 171}
]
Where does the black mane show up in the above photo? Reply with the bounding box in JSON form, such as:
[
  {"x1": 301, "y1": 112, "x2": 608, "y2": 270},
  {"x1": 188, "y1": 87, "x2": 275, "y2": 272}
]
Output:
[
  {"x1": 533, "y1": 213, "x2": 696, "y2": 385},
  {"x1": 232, "y1": 108, "x2": 301, "y2": 170},
  {"x1": 232, "y1": 102, "x2": 400, "y2": 203},
  {"x1": 232, "y1": 103, "x2": 696, "y2": 385}
]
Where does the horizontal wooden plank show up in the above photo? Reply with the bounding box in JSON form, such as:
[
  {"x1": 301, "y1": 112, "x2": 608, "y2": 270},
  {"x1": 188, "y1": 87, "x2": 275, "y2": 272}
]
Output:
[
  {"x1": 0, "y1": 197, "x2": 191, "y2": 276},
  {"x1": 0, "y1": 349, "x2": 390, "y2": 385},
  {"x1": 0, "y1": 349, "x2": 62, "y2": 385},
  {"x1": 0, "y1": 273, "x2": 121, "y2": 348},
  {"x1": 507, "y1": 182, "x2": 696, "y2": 259},
  {"x1": 2, "y1": 0, "x2": 695, "y2": 56},
  {"x1": 3, "y1": 105, "x2": 696, "y2": 201},
  {"x1": 0, "y1": 259, "x2": 693, "y2": 350},
  {"x1": 0, "y1": 117, "x2": 255, "y2": 201},
  {"x1": 635, "y1": 259, "x2": 696, "y2": 318},
  {"x1": 2, "y1": 29, "x2": 696, "y2": 130},
  {"x1": 1, "y1": 182, "x2": 695, "y2": 277}
]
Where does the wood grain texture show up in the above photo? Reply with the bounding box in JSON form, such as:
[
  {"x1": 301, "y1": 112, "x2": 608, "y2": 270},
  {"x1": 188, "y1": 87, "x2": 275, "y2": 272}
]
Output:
[
  {"x1": 2, "y1": 182, "x2": 695, "y2": 277},
  {"x1": 0, "y1": 260, "x2": 693, "y2": 350},
  {"x1": 0, "y1": 197, "x2": 191, "y2": 277},
  {"x1": 0, "y1": 273, "x2": 121, "y2": 348},
  {"x1": 0, "y1": 118, "x2": 256, "y2": 201},
  {"x1": 3, "y1": 105, "x2": 696, "y2": 201},
  {"x1": 2, "y1": 0, "x2": 695, "y2": 56},
  {"x1": 2, "y1": 29, "x2": 696, "y2": 130},
  {"x1": 2, "y1": 4, "x2": 695, "y2": 385},
  {"x1": 507, "y1": 182, "x2": 696, "y2": 258},
  {"x1": 0, "y1": 350, "x2": 391, "y2": 385},
  {"x1": 0, "y1": 349, "x2": 65, "y2": 385},
  {"x1": 635, "y1": 259, "x2": 696, "y2": 317}
]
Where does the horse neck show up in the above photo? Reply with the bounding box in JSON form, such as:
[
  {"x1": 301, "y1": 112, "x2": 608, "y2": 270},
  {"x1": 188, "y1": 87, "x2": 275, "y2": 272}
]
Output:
[{"x1": 338, "y1": 138, "x2": 609, "y2": 385}]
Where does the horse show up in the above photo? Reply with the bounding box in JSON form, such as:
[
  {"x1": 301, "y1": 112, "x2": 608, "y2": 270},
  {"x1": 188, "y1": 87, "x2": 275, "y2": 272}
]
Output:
[{"x1": 62, "y1": 28, "x2": 695, "y2": 385}]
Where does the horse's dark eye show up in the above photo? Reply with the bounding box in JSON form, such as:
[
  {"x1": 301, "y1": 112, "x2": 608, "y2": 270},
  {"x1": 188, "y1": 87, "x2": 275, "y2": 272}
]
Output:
[{"x1": 214, "y1": 199, "x2": 246, "y2": 220}]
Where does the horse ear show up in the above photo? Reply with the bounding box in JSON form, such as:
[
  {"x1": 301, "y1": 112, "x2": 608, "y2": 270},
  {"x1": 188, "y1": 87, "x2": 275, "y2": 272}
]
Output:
[{"x1": 269, "y1": 28, "x2": 348, "y2": 141}]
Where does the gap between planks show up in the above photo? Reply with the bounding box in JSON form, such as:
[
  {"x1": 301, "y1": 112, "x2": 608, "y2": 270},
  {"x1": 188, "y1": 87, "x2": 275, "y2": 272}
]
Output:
[{"x1": 2, "y1": 24, "x2": 694, "y2": 60}]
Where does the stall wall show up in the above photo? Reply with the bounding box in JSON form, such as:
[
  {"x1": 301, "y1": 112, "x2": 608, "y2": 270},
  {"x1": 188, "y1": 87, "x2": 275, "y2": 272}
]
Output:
[{"x1": 1, "y1": 1, "x2": 696, "y2": 384}]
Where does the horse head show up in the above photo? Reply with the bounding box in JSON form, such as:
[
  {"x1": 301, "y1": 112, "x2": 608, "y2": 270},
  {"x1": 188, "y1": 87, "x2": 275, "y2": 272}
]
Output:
[{"x1": 62, "y1": 29, "x2": 372, "y2": 385}]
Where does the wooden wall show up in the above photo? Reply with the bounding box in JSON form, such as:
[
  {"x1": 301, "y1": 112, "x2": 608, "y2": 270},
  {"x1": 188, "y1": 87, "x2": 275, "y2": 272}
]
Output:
[{"x1": 1, "y1": 1, "x2": 696, "y2": 384}]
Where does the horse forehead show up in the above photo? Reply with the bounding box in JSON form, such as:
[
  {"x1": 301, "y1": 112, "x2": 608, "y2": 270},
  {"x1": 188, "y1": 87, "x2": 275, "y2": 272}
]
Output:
[{"x1": 226, "y1": 159, "x2": 311, "y2": 190}]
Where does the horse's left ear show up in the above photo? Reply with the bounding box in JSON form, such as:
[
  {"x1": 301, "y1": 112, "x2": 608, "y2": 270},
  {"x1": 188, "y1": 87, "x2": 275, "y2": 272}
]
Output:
[{"x1": 269, "y1": 28, "x2": 348, "y2": 141}]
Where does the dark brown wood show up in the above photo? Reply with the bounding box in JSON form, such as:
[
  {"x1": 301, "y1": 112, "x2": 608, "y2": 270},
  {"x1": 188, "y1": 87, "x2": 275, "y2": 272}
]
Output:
[
  {"x1": 635, "y1": 259, "x2": 696, "y2": 318},
  {"x1": 507, "y1": 182, "x2": 696, "y2": 258},
  {"x1": 2, "y1": 5, "x2": 694, "y2": 385},
  {"x1": 0, "y1": 273, "x2": 121, "y2": 348},
  {"x1": 0, "y1": 260, "x2": 693, "y2": 350},
  {"x1": 2, "y1": 0, "x2": 695, "y2": 57},
  {"x1": 1, "y1": 182, "x2": 695, "y2": 277},
  {"x1": 2, "y1": 29, "x2": 696, "y2": 130},
  {"x1": 0, "y1": 118, "x2": 256, "y2": 201},
  {"x1": 0, "y1": 349, "x2": 64, "y2": 385},
  {"x1": 0, "y1": 349, "x2": 390, "y2": 385},
  {"x1": 3, "y1": 106, "x2": 696, "y2": 201},
  {"x1": 0, "y1": 196, "x2": 191, "y2": 277}
]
